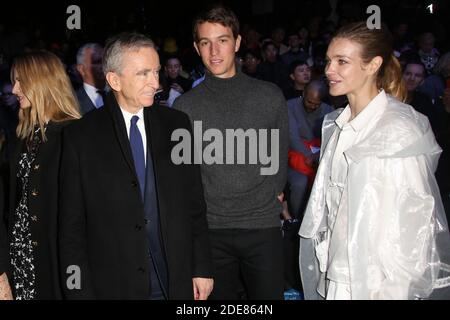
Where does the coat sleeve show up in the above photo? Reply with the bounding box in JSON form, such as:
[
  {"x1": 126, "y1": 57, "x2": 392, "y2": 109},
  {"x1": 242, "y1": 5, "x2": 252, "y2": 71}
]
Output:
[
  {"x1": 375, "y1": 156, "x2": 449, "y2": 299},
  {"x1": 181, "y1": 113, "x2": 213, "y2": 278},
  {"x1": 0, "y1": 176, "x2": 7, "y2": 275},
  {"x1": 287, "y1": 103, "x2": 312, "y2": 157},
  {"x1": 58, "y1": 128, "x2": 95, "y2": 299}
]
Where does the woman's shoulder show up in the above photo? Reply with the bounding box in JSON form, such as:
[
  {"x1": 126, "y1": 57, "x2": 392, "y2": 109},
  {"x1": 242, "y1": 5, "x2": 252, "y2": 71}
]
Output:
[
  {"x1": 48, "y1": 118, "x2": 77, "y2": 129},
  {"x1": 381, "y1": 96, "x2": 430, "y2": 137},
  {"x1": 46, "y1": 119, "x2": 80, "y2": 138}
]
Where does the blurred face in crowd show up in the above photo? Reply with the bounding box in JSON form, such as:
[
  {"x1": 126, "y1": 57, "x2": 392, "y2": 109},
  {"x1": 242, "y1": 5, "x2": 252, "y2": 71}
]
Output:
[
  {"x1": 298, "y1": 27, "x2": 309, "y2": 41},
  {"x1": 291, "y1": 64, "x2": 311, "y2": 86},
  {"x1": 303, "y1": 89, "x2": 322, "y2": 113},
  {"x1": 264, "y1": 43, "x2": 278, "y2": 63},
  {"x1": 106, "y1": 47, "x2": 160, "y2": 113},
  {"x1": 403, "y1": 63, "x2": 426, "y2": 92},
  {"x1": 394, "y1": 23, "x2": 408, "y2": 37},
  {"x1": 243, "y1": 53, "x2": 260, "y2": 74},
  {"x1": 194, "y1": 22, "x2": 241, "y2": 79},
  {"x1": 1, "y1": 83, "x2": 18, "y2": 108},
  {"x1": 288, "y1": 34, "x2": 300, "y2": 49},
  {"x1": 271, "y1": 28, "x2": 285, "y2": 44},
  {"x1": 12, "y1": 73, "x2": 31, "y2": 109},
  {"x1": 165, "y1": 58, "x2": 181, "y2": 80},
  {"x1": 419, "y1": 33, "x2": 435, "y2": 54},
  {"x1": 325, "y1": 38, "x2": 380, "y2": 97},
  {"x1": 77, "y1": 46, "x2": 105, "y2": 89}
]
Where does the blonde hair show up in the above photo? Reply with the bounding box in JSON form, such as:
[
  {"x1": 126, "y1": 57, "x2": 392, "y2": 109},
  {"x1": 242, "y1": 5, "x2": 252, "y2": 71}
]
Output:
[
  {"x1": 11, "y1": 50, "x2": 81, "y2": 141},
  {"x1": 333, "y1": 22, "x2": 407, "y2": 102}
]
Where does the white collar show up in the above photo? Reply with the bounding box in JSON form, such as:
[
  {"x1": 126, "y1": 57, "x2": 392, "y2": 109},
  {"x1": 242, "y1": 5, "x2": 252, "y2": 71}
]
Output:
[
  {"x1": 119, "y1": 106, "x2": 145, "y2": 124},
  {"x1": 335, "y1": 90, "x2": 387, "y2": 132},
  {"x1": 83, "y1": 82, "x2": 99, "y2": 95}
]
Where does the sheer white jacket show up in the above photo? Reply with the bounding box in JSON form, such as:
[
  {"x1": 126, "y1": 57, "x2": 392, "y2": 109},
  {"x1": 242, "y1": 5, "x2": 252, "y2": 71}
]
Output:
[{"x1": 299, "y1": 91, "x2": 450, "y2": 300}]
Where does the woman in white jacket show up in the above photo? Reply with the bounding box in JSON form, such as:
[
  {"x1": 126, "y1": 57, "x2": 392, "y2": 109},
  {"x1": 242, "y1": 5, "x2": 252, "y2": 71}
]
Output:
[{"x1": 299, "y1": 22, "x2": 450, "y2": 300}]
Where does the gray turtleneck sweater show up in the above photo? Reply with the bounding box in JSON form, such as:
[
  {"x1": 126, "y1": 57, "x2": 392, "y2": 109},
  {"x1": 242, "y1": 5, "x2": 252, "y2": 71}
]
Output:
[{"x1": 173, "y1": 71, "x2": 288, "y2": 229}]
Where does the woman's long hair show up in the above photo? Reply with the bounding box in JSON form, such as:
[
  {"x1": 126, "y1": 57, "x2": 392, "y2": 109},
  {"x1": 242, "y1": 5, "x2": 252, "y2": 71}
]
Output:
[
  {"x1": 11, "y1": 50, "x2": 81, "y2": 141},
  {"x1": 333, "y1": 22, "x2": 407, "y2": 102}
]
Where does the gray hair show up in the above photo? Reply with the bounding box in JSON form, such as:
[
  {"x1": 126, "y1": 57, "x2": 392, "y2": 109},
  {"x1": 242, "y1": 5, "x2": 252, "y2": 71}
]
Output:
[
  {"x1": 76, "y1": 43, "x2": 103, "y2": 65},
  {"x1": 103, "y1": 33, "x2": 156, "y2": 75},
  {"x1": 304, "y1": 80, "x2": 328, "y2": 100}
]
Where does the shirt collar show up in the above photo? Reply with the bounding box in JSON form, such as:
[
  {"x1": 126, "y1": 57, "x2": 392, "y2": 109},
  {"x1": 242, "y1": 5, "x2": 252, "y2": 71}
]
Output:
[
  {"x1": 83, "y1": 82, "x2": 99, "y2": 95},
  {"x1": 335, "y1": 90, "x2": 387, "y2": 131},
  {"x1": 119, "y1": 106, "x2": 144, "y2": 125}
]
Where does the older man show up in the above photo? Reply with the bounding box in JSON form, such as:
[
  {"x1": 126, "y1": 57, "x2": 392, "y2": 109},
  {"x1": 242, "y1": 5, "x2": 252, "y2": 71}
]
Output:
[
  {"x1": 59, "y1": 33, "x2": 213, "y2": 300},
  {"x1": 75, "y1": 43, "x2": 106, "y2": 115}
]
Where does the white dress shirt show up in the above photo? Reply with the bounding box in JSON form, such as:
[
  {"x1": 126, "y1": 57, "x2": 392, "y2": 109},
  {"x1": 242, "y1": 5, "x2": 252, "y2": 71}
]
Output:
[
  {"x1": 119, "y1": 106, "x2": 147, "y2": 165},
  {"x1": 83, "y1": 82, "x2": 104, "y2": 108}
]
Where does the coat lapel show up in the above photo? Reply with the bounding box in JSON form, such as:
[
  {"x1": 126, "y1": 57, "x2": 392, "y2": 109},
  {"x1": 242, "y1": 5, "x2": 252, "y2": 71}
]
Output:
[
  {"x1": 104, "y1": 92, "x2": 137, "y2": 177},
  {"x1": 143, "y1": 106, "x2": 168, "y2": 249},
  {"x1": 77, "y1": 87, "x2": 96, "y2": 115}
]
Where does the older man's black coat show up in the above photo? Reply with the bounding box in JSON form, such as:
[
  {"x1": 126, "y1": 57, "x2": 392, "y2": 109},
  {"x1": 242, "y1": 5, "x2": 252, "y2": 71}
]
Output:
[{"x1": 59, "y1": 93, "x2": 212, "y2": 299}]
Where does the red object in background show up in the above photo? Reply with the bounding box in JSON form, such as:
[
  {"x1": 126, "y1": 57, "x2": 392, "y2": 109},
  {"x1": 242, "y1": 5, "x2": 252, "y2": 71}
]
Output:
[
  {"x1": 303, "y1": 138, "x2": 321, "y2": 152},
  {"x1": 288, "y1": 138, "x2": 321, "y2": 188},
  {"x1": 446, "y1": 78, "x2": 450, "y2": 89}
]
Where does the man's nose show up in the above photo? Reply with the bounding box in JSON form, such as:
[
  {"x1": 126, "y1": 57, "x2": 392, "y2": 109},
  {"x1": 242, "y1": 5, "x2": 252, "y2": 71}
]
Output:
[
  {"x1": 148, "y1": 75, "x2": 159, "y2": 88},
  {"x1": 210, "y1": 42, "x2": 219, "y2": 56}
]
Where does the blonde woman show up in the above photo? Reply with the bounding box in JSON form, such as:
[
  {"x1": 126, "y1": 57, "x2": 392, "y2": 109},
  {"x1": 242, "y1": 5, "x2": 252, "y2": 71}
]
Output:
[
  {"x1": 299, "y1": 22, "x2": 450, "y2": 300},
  {"x1": 7, "y1": 50, "x2": 80, "y2": 299}
]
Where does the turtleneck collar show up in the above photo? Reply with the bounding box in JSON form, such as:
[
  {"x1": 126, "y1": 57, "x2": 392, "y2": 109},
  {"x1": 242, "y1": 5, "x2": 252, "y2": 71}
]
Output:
[{"x1": 203, "y1": 70, "x2": 245, "y2": 91}]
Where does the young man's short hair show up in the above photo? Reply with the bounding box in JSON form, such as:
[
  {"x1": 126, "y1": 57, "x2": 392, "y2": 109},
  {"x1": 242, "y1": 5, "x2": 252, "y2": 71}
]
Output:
[
  {"x1": 289, "y1": 59, "x2": 309, "y2": 75},
  {"x1": 192, "y1": 6, "x2": 240, "y2": 43}
]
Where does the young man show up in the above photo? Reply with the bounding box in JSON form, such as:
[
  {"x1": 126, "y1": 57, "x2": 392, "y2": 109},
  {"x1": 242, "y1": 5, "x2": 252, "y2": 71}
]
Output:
[
  {"x1": 59, "y1": 33, "x2": 213, "y2": 300},
  {"x1": 164, "y1": 56, "x2": 193, "y2": 94},
  {"x1": 284, "y1": 59, "x2": 312, "y2": 100},
  {"x1": 173, "y1": 6, "x2": 288, "y2": 300}
]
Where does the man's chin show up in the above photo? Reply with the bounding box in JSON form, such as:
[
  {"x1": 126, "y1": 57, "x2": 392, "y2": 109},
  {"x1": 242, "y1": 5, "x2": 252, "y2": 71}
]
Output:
[{"x1": 141, "y1": 98, "x2": 155, "y2": 107}]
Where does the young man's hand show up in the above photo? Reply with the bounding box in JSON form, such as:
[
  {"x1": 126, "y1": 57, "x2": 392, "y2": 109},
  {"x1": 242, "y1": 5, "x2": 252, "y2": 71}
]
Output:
[{"x1": 192, "y1": 277, "x2": 214, "y2": 300}]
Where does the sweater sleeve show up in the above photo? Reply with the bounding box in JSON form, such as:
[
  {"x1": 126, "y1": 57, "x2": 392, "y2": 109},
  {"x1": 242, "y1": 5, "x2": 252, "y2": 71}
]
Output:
[{"x1": 276, "y1": 91, "x2": 289, "y2": 194}]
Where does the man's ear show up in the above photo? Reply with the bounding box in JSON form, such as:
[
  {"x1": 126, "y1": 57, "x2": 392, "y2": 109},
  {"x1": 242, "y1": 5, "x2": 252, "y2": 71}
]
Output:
[
  {"x1": 76, "y1": 64, "x2": 85, "y2": 77},
  {"x1": 106, "y1": 72, "x2": 120, "y2": 92},
  {"x1": 290, "y1": 73, "x2": 295, "y2": 81},
  {"x1": 235, "y1": 35, "x2": 242, "y2": 53},
  {"x1": 194, "y1": 42, "x2": 200, "y2": 56}
]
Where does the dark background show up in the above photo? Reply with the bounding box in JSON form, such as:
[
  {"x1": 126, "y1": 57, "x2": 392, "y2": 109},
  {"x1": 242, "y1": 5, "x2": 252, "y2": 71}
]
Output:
[
  {"x1": 1, "y1": 0, "x2": 449, "y2": 73},
  {"x1": 1, "y1": 0, "x2": 449, "y2": 42}
]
